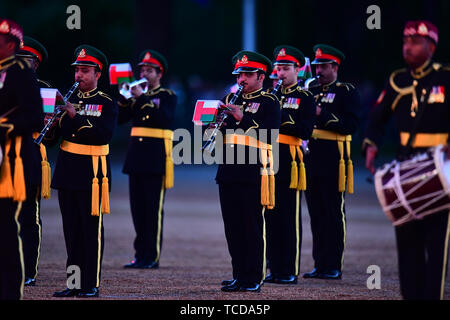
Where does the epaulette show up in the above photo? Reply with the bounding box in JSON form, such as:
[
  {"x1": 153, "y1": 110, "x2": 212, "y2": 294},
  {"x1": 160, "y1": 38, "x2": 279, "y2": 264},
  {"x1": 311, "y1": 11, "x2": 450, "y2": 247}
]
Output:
[
  {"x1": 98, "y1": 91, "x2": 113, "y2": 102},
  {"x1": 159, "y1": 88, "x2": 175, "y2": 95},
  {"x1": 38, "y1": 79, "x2": 52, "y2": 88},
  {"x1": 298, "y1": 87, "x2": 313, "y2": 96},
  {"x1": 260, "y1": 91, "x2": 277, "y2": 101},
  {"x1": 336, "y1": 82, "x2": 356, "y2": 91}
]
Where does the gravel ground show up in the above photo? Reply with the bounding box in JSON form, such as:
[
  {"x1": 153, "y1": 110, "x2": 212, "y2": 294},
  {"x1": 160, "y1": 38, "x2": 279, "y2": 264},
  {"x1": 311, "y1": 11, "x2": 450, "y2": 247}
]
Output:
[{"x1": 22, "y1": 164, "x2": 449, "y2": 303}]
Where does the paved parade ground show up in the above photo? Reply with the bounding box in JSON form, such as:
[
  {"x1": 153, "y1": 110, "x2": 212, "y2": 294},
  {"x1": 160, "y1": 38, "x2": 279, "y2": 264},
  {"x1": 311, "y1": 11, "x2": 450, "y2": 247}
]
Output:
[{"x1": 24, "y1": 162, "x2": 449, "y2": 301}]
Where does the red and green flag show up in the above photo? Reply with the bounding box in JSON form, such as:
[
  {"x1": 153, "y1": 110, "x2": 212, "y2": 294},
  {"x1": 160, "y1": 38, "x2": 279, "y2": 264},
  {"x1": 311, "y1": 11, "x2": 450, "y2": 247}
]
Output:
[
  {"x1": 109, "y1": 63, "x2": 134, "y2": 85},
  {"x1": 192, "y1": 100, "x2": 221, "y2": 125}
]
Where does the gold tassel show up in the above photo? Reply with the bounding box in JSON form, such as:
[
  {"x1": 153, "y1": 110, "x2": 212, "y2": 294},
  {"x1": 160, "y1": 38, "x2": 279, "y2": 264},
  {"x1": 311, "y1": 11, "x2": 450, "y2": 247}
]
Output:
[
  {"x1": 0, "y1": 150, "x2": 14, "y2": 198},
  {"x1": 289, "y1": 160, "x2": 298, "y2": 189},
  {"x1": 41, "y1": 160, "x2": 51, "y2": 199},
  {"x1": 165, "y1": 156, "x2": 174, "y2": 189},
  {"x1": 13, "y1": 137, "x2": 26, "y2": 202},
  {"x1": 91, "y1": 177, "x2": 99, "y2": 216},
  {"x1": 268, "y1": 170, "x2": 275, "y2": 209},
  {"x1": 297, "y1": 161, "x2": 307, "y2": 191},
  {"x1": 338, "y1": 159, "x2": 346, "y2": 192},
  {"x1": 101, "y1": 177, "x2": 110, "y2": 214},
  {"x1": 347, "y1": 159, "x2": 354, "y2": 194},
  {"x1": 261, "y1": 169, "x2": 269, "y2": 206}
]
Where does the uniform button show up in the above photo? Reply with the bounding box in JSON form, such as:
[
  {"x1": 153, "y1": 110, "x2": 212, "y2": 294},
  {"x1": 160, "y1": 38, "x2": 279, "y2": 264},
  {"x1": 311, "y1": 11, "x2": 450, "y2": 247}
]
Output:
[
  {"x1": 79, "y1": 101, "x2": 83, "y2": 104},
  {"x1": 72, "y1": 134, "x2": 75, "y2": 137},
  {"x1": 320, "y1": 93, "x2": 324, "y2": 96},
  {"x1": 413, "y1": 80, "x2": 418, "y2": 86},
  {"x1": 139, "y1": 138, "x2": 143, "y2": 142},
  {"x1": 146, "y1": 115, "x2": 149, "y2": 119},
  {"x1": 142, "y1": 117, "x2": 146, "y2": 120}
]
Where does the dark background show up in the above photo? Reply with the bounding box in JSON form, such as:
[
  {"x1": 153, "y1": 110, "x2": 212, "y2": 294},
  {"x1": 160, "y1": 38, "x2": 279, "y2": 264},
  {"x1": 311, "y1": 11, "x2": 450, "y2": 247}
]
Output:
[{"x1": 2, "y1": 0, "x2": 449, "y2": 157}]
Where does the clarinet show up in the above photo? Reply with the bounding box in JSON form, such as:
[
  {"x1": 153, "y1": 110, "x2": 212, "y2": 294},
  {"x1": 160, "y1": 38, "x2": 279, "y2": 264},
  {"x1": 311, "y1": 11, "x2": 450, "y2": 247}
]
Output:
[
  {"x1": 34, "y1": 82, "x2": 80, "y2": 145},
  {"x1": 202, "y1": 84, "x2": 244, "y2": 153},
  {"x1": 271, "y1": 79, "x2": 283, "y2": 94}
]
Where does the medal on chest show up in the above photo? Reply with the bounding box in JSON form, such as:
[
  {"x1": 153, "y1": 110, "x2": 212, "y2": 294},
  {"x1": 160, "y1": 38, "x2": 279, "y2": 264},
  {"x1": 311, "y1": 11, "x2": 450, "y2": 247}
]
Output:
[
  {"x1": 321, "y1": 93, "x2": 336, "y2": 103},
  {"x1": 244, "y1": 102, "x2": 260, "y2": 113},
  {"x1": 428, "y1": 86, "x2": 445, "y2": 104},
  {"x1": 282, "y1": 97, "x2": 300, "y2": 109},
  {"x1": 78, "y1": 104, "x2": 103, "y2": 117}
]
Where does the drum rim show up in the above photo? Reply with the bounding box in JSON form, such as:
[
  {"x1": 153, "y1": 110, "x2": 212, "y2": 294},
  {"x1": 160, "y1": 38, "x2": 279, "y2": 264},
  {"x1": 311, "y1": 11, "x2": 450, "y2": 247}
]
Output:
[{"x1": 433, "y1": 144, "x2": 450, "y2": 195}]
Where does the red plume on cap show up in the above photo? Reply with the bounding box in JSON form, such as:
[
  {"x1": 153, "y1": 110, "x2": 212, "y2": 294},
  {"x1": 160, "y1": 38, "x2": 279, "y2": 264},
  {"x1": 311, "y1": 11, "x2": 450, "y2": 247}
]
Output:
[
  {"x1": 404, "y1": 20, "x2": 438, "y2": 44},
  {"x1": 0, "y1": 18, "x2": 23, "y2": 43}
]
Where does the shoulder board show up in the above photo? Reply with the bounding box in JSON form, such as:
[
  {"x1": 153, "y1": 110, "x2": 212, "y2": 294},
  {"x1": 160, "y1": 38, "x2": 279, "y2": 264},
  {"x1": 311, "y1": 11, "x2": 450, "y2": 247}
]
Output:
[
  {"x1": 159, "y1": 88, "x2": 175, "y2": 95},
  {"x1": 297, "y1": 87, "x2": 312, "y2": 96},
  {"x1": 38, "y1": 79, "x2": 52, "y2": 88},
  {"x1": 336, "y1": 82, "x2": 356, "y2": 91},
  {"x1": 98, "y1": 91, "x2": 113, "y2": 102},
  {"x1": 260, "y1": 91, "x2": 277, "y2": 101}
]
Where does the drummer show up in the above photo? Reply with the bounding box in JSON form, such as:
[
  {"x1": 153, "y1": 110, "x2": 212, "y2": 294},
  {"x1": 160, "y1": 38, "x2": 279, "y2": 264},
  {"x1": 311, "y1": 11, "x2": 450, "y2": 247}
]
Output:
[{"x1": 363, "y1": 20, "x2": 450, "y2": 300}]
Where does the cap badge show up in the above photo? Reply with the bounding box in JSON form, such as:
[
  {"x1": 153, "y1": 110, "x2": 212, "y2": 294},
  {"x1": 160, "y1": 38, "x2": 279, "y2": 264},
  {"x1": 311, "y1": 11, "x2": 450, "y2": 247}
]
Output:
[
  {"x1": 241, "y1": 55, "x2": 248, "y2": 64},
  {"x1": 418, "y1": 23, "x2": 428, "y2": 36},
  {"x1": 316, "y1": 48, "x2": 323, "y2": 57},
  {"x1": 78, "y1": 49, "x2": 86, "y2": 58},
  {"x1": 144, "y1": 52, "x2": 151, "y2": 60},
  {"x1": 0, "y1": 21, "x2": 10, "y2": 34},
  {"x1": 278, "y1": 48, "x2": 286, "y2": 57}
]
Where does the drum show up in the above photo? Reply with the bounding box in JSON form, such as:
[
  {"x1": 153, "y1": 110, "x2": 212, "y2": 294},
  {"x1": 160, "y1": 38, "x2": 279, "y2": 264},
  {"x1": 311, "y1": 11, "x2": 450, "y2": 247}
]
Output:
[{"x1": 375, "y1": 145, "x2": 450, "y2": 226}]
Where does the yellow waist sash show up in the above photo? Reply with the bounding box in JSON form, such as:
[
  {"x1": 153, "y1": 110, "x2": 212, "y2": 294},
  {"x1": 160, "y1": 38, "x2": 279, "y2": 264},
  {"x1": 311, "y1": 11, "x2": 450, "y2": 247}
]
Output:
[
  {"x1": 277, "y1": 134, "x2": 306, "y2": 191},
  {"x1": 224, "y1": 133, "x2": 275, "y2": 209},
  {"x1": 400, "y1": 132, "x2": 448, "y2": 148},
  {"x1": 60, "y1": 140, "x2": 110, "y2": 216},
  {"x1": 311, "y1": 129, "x2": 354, "y2": 194},
  {"x1": 130, "y1": 127, "x2": 174, "y2": 189}
]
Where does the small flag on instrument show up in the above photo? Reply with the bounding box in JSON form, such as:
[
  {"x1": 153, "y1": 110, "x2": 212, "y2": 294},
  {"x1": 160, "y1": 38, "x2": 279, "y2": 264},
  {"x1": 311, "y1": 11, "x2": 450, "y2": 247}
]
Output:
[
  {"x1": 40, "y1": 88, "x2": 59, "y2": 113},
  {"x1": 298, "y1": 57, "x2": 312, "y2": 79},
  {"x1": 192, "y1": 100, "x2": 221, "y2": 125},
  {"x1": 109, "y1": 63, "x2": 134, "y2": 85}
]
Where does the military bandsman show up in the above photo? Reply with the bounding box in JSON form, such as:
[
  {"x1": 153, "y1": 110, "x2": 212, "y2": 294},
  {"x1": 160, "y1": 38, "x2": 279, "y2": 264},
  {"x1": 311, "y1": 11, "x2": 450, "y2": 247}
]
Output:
[
  {"x1": 363, "y1": 21, "x2": 450, "y2": 300},
  {"x1": 0, "y1": 18, "x2": 44, "y2": 300},
  {"x1": 264, "y1": 45, "x2": 316, "y2": 285},
  {"x1": 119, "y1": 49, "x2": 177, "y2": 269},
  {"x1": 303, "y1": 44, "x2": 361, "y2": 280},
  {"x1": 50, "y1": 45, "x2": 118, "y2": 298}
]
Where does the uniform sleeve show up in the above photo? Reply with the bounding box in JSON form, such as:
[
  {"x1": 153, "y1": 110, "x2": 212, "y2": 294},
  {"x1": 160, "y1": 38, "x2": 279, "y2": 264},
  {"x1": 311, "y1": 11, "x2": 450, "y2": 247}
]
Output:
[
  {"x1": 317, "y1": 85, "x2": 360, "y2": 135},
  {"x1": 117, "y1": 95, "x2": 133, "y2": 124},
  {"x1": 60, "y1": 98, "x2": 118, "y2": 144},
  {"x1": 8, "y1": 67, "x2": 44, "y2": 136},
  {"x1": 363, "y1": 79, "x2": 396, "y2": 150}
]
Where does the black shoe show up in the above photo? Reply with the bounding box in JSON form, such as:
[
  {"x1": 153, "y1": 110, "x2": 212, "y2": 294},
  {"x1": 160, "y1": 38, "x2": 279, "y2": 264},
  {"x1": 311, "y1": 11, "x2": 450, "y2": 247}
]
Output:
[
  {"x1": 263, "y1": 273, "x2": 276, "y2": 283},
  {"x1": 221, "y1": 280, "x2": 241, "y2": 292},
  {"x1": 318, "y1": 270, "x2": 342, "y2": 280},
  {"x1": 24, "y1": 278, "x2": 36, "y2": 286},
  {"x1": 303, "y1": 268, "x2": 321, "y2": 279},
  {"x1": 239, "y1": 283, "x2": 261, "y2": 292},
  {"x1": 77, "y1": 288, "x2": 99, "y2": 298},
  {"x1": 124, "y1": 260, "x2": 159, "y2": 269},
  {"x1": 53, "y1": 288, "x2": 80, "y2": 298},
  {"x1": 221, "y1": 279, "x2": 236, "y2": 286},
  {"x1": 274, "y1": 275, "x2": 298, "y2": 284},
  {"x1": 139, "y1": 261, "x2": 159, "y2": 269}
]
